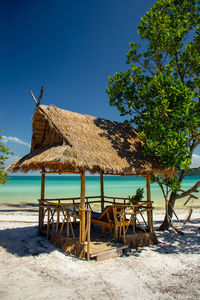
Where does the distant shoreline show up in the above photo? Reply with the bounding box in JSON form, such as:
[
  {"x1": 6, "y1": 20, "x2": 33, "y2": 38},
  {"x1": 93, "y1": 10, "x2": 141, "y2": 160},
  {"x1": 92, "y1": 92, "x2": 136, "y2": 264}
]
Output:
[{"x1": 0, "y1": 202, "x2": 199, "y2": 214}]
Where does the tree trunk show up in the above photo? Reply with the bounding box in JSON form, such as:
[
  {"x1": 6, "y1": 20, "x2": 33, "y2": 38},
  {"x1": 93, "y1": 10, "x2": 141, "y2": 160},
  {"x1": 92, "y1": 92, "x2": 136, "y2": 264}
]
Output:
[{"x1": 159, "y1": 191, "x2": 177, "y2": 231}]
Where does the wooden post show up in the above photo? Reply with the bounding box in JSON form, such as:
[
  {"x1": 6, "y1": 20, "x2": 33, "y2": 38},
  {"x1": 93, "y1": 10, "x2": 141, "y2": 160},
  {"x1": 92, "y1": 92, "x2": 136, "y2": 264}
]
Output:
[
  {"x1": 39, "y1": 172, "x2": 45, "y2": 232},
  {"x1": 122, "y1": 208, "x2": 126, "y2": 244},
  {"x1": 87, "y1": 210, "x2": 91, "y2": 261},
  {"x1": 80, "y1": 170, "x2": 86, "y2": 243},
  {"x1": 113, "y1": 206, "x2": 118, "y2": 241},
  {"x1": 100, "y1": 169, "x2": 104, "y2": 212},
  {"x1": 47, "y1": 205, "x2": 50, "y2": 239},
  {"x1": 67, "y1": 210, "x2": 70, "y2": 237},
  {"x1": 56, "y1": 206, "x2": 59, "y2": 233},
  {"x1": 146, "y1": 174, "x2": 153, "y2": 232}
]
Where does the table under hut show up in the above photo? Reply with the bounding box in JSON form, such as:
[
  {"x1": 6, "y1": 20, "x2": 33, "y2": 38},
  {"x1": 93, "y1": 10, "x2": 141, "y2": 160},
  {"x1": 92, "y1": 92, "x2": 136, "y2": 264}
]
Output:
[{"x1": 8, "y1": 99, "x2": 167, "y2": 261}]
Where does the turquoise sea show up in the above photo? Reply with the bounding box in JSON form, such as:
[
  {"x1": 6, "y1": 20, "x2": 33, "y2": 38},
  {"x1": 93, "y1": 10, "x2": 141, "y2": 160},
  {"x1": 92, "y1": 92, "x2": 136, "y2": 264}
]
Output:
[
  {"x1": 0, "y1": 175, "x2": 199, "y2": 209},
  {"x1": 0, "y1": 175, "x2": 200, "y2": 210}
]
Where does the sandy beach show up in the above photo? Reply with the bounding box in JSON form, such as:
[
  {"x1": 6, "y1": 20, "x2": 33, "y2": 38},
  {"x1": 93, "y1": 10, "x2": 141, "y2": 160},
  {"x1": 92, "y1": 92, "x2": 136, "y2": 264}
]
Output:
[{"x1": 0, "y1": 205, "x2": 199, "y2": 300}]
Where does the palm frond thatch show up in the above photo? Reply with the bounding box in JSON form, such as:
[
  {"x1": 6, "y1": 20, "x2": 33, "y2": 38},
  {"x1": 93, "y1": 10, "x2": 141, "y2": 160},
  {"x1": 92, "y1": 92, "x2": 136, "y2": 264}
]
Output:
[{"x1": 7, "y1": 105, "x2": 167, "y2": 175}]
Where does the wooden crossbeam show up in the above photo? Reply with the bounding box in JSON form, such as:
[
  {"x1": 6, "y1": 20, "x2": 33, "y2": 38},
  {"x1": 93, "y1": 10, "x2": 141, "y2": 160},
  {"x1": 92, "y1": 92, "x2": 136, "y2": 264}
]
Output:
[
  {"x1": 136, "y1": 216, "x2": 146, "y2": 233},
  {"x1": 139, "y1": 211, "x2": 148, "y2": 229},
  {"x1": 69, "y1": 218, "x2": 75, "y2": 239},
  {"x1": 60, "y1": 210, "x2": 68, "y2": 234}
]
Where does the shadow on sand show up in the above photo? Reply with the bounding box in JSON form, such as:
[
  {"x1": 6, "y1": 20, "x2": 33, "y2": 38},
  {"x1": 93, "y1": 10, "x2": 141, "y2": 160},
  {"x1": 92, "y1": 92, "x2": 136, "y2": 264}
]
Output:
[
  {"x1": 127, "y1": 219, "x2": 200, "y2": 257},
  {"x1": 0, "y1": 220, "x2": 199, "y2": 258},
  {"x1": 0, "y1": 203, "x2": 38, "y2": 214},
  {"x1": 0, "y1": 225, "x2": 57, "y2": 257}
]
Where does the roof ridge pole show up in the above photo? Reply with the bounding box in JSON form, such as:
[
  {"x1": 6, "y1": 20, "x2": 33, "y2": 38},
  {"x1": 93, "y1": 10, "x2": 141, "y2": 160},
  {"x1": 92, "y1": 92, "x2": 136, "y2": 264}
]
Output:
[
  {"x1": 30, "y1": 86, "x2": 44, "y2": 106},
  {"x1": 146, "y1": 173, "x2": 153, "y2": 232},
  {"x1": 38, "y1": 86, "x2": 44, "y2": 105},
  {"x1": 100, "y1": 169, "x2": 104, "y2": 212},
  {"x1": 80, "y1": 170, "x2": 86, "y2": 243},
  {"x1": 30, "y1": 90, "x2": 38, "y2": 105}
]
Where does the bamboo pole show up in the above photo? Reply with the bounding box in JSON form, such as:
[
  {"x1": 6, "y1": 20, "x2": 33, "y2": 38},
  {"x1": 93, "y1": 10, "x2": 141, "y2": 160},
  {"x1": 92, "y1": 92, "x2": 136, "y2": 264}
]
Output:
[
  {"x1": 146, "y1": 174, "x2": 153, "y2": 232},
  {"x1": 87, "y1": 210, "x2": 91, "y2": 261},
  {"x1": 39, "y1": 172, "x2": 45, "y2": 232},
  {"x1": 80, "y1": 170, "x2": 86, "y2": 243},
  {"x1": 123, "y1": 209, "x2": 126, "y2": 244},
  {"x1": 69, "y1": 218, "x2": 75, "y2": 239},
  {"x1": 60, "y1": 210, "x2": 68, "y2": 234},
  {"x1": 56, "y1": 207, "x2": 59, "y2": 233},
  {"x1": 113, "y1": 206, "x2": 118, "y2": 241},
  {"x1": 67, "y1": 211, "x2": 70, "y2": 237},
  {"x1": 132, "y1": 210, "x2": 136, "y2": 233},
  {"x1": 47, "y1": 205, "x2": 50, "y2": 239},
  {"x1": 119, "y1": 210, "x2": 122, "y2": 239},
  {"x1": 38, "y1": 86, "x2": 44, "y2": 105},
  {"x1": 41, "y1": 170, "x2": 81, "y2": 175},
  {"x1": 51, "y1": 210, "x2": 55, "y2": 233},
  {"x1": 100, "y1": 169, "x2": 104, "y2": 212},
  {"x1": 30, "y1": 90, "x2": 38, "y2": 104}
]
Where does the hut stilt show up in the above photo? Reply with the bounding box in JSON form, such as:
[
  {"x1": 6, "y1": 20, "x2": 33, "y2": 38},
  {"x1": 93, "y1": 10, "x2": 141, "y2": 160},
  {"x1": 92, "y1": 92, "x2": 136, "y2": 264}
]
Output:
[
  {"x1": 80, "y1": 170, "x2": 86, "y2": 242},
  {"x1": 39, "y1": 172, "x2": 45, "y2": 232},
  {"x1": 100, "y1": 169, "x2": 104, "y2": 212}
]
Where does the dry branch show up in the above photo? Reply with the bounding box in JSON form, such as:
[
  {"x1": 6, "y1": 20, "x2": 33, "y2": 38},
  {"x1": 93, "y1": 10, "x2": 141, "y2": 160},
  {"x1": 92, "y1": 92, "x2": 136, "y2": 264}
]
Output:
[
  {"x1": 184, "y1": 166, "x2": 200, "y2": 177},
  {"x1": 30, "y1": 91, "x2": 38, "y2": 104},
  {"x1": 176, "y1": 180, "x2": 200, "y2": 199},
  {"x1": 168, "y1": 217, "x2": 184, "y2": 235},
  {"x1": 183, "y1": 208, "x2": 193, "y2": 225},
  {"x1": 38, "y1": 86, "x2": 44, "y2": 105}
]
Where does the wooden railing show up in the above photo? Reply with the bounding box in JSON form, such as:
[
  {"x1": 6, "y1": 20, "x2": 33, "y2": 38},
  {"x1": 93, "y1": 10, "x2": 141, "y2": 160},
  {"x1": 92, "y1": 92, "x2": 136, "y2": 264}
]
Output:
[
  {"x1": 39, "y1": 201, "x2": 92, "y2": 260},
  {"x1": 38, "y1": 195, "x2": 153, "y2": 259},
  {"x1": 41, "y1": 195, "x2": 153, "y2": 206}
]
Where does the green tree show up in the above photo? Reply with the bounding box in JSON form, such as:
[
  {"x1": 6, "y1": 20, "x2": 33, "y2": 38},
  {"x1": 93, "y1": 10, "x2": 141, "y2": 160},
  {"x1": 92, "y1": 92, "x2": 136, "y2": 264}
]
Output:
[
  {"x1": 107, "y1": 0, "x2": 200, "y2": 230},
  {"x1": 0, "y1": 132, "x2": 12, "y2": 184}
]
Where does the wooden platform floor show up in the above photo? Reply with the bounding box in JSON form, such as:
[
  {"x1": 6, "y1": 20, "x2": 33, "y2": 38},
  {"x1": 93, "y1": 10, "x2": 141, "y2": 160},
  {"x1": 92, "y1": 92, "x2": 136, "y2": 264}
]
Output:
[
  {"x1": 43, "y1": 223, "x2": 126, "y2": 249},
  {"x1": 41, "y1": 222, "x2": 150, "y2": 260},
  {"x1": 87, "y1": 240, "x2": 124, "y2": 255}
]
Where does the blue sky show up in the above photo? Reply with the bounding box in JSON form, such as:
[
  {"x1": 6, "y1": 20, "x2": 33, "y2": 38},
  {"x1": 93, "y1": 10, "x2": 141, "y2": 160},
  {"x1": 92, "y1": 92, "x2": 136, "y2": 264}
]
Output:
[{"x1": 1, "y1": 0, "x2": 200, "y2": 168}]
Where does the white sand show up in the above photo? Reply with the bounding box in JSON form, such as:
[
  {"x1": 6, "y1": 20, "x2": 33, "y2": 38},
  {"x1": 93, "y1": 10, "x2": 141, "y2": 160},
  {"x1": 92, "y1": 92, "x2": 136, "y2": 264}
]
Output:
[{"x1": 0, "y1": 206, "x2": 199, "y2": 300}]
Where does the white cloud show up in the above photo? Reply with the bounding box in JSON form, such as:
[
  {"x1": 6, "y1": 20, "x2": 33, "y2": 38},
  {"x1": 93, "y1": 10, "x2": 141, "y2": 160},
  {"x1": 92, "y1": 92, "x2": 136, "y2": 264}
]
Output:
[
  {"x1": 191, "y1": 154, "x2": 200, "y2": 168},
  {"x1": 2, "y1": 136, "x2": 31, "y2": 148},
  {"x1": 6, "y1": 155, "x2": 19, "y2": 164},
  {"x1": 3, "y1": 155, "x2": 20, "y2": 169}
]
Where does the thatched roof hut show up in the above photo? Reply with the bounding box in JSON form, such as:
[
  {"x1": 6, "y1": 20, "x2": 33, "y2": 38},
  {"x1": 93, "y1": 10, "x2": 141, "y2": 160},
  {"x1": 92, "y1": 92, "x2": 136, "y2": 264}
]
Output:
[
  {"x1": 7, "y1": 102, "x2": 165, "y2": 250},
  {"x1": 7, "y1": 104, "x2": 163, "y2": 175}
]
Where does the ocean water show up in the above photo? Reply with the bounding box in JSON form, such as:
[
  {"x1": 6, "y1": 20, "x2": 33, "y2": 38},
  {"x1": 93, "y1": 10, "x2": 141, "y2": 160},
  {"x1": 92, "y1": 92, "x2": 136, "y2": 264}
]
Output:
[{"x1": 0, "y1": 175, "x2": 199, "y2": 209}]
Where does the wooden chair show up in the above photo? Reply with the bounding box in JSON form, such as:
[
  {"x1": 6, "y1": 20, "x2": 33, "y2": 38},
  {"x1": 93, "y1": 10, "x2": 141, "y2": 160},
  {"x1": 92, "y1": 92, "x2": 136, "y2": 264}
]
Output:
[
  {"x1": 91, "y1": 206, "x2": 114, "y2": 237},
  {"x1": 91, "y1": 204, "x2": 136, "y2": 241}
]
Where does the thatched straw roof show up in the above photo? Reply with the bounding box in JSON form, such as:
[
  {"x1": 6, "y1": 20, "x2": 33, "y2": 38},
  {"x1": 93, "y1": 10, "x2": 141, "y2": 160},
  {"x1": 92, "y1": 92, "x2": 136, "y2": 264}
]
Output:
[{"x1": 7, "y1": 105, "x2": 164, "y2": 175}]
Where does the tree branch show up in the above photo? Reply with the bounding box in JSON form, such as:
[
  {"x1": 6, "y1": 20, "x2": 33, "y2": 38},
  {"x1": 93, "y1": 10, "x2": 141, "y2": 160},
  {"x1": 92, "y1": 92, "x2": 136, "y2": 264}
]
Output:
[
  {"x1": 179, "y1": 141, "x2": 200, "y2": 182},
  {"x1": 162, "y1": 52, "x2": 168, "y2": 65},
  {"x1": 157, "y1": 177, "x2": 167, "y2": 198},
  {"x1": 137, "y1": 61, "x2": 155, "y2": 76},
  {"x1": 176, "y1": 180, "x2": 200, "y2": 199},
  {"x1": 179, "y1": 169, "x2": 188, "y2": 182},
  {"x1": 184, "y1": 167, "x2": 200, "y2": 178},
  {"x1": 175, "y1": 51, "x2": 184, "y2": 82}
]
